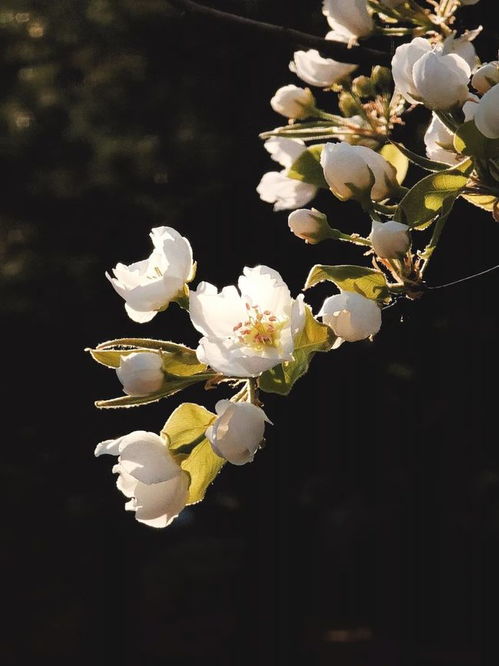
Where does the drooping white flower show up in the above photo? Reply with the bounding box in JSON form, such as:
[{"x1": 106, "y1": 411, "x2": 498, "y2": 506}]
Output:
[
  {"x1": 322, "y1": 0, "x2": 374, "y2": 42},
  {"x1": 270, "y1": 84, "x2": 315, "y2": 119},
  {"x1": 289, "y1": 49, "x2": 356, "y2": 88},
  {"x1": 320, "y1": 141, "x2": 398, "y2": 201},
  {"x1": 116, "y1": 352, "x2": 164, "y2": 396},
  {"x1": 424, "y1": 114, "x2": 460, "y2": 165},
  {"x1": 205, "y1": 400, "x2": 272, "y2": 465},
  {"x1": 257, "y1": 137, "x2": 318, "y2": 211},
  {"x1": 474, "y1": 84, "x2": 499, "y2": 138},
  {"x1": 106, "y1": 226, "x2": 194, "y2": 323},
  {"x1": 189, "y1": 265, "x2": 306, "y2": 378},
  {"x1": 370, "y1": 220, "x2": 410, "y2": 259},
  {"x1": 288, "y1": 208, "x2": 330, "y2": 244},
  {"x1": 95, "y1": 431, "x2": 189, "y2": 528},
  {"x1": 319, "y1": 291, "x2": 382, "y2": 346},
  {"x1": 472, "y1": 61, "x2": 499, "y2": 94},
  {"x1": 411, "y1": 48, "x2": 471, "y2": 110}
]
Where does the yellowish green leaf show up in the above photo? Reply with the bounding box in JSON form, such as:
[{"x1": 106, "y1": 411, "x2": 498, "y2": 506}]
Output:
[
  {"x1": 304, "y1": 264, "x2": 390, "y2": 301},
  {"x1": 380, "y1": 143, "x2": 409, "y2": 184},
  {"x1": 287, "y1": 144, "x2": 328, "y2": 189}
]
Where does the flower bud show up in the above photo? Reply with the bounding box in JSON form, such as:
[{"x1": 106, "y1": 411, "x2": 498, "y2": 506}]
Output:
[
  {"x1": 370, "y1": 220, "x2": 410, "y2": 258},
  {"x1": 289, "y1": 49, "x2": 356, "y2": 88},
  {"x1": 288, "y1": 208, "x2": 331, "y2": 244},
  {"x1": 319, "y1": 291, "x2": 382, "y2": 345},
  {"x1": 338, "y1": 91, "x2": 361, "y2": 116},
  {"x1": 270, "y1": 84, "x2": 315, "y2": 119},
  {"x1": 320, "y1": 142, "x2": 398, "y2": 202},
  {"x1": 412, "y1": 50, "x2": 471, "y2": 110},
  {"x1": 352, "y1": 75, "x2": 376, "y2": 98},
  {"x1": 474, "y1": 84, "x2": 499, "y2": 138},
  {"x1": 205, "y1": 400, "x2": 272, "y2": 465},
  {"x1": 371, "y1": 65, "x2": 392, "y2": 92},
  {"x1": 472, "y1": 62, "x2": 499, "y2": 94},
  {"x1": 116, "y1": 352, "x2": 164, "y2": 396}
]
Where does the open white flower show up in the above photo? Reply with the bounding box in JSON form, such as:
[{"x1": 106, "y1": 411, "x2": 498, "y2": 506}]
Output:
[
  {"x1": 106, "y1": 226, "x2": 193, "y2": 323},
  {"x1": 206, "y1": 400, "x2": 272, "y2": 465},
  {"x1": 320, "y1": 142, "x2": 398, "y2": 201},
  {"x1": 424, "y1": 114, "x2": 461, "y2": 165},
  {"x1": 289, "y1": 49, "x2": 356, "y2": 88},
  {"x1": 189, "y1": 265, "x2": 306, "y2": 377},
  {"x1": 257, "y1": 137, "x2": 318, "y2": 211},
  {"x1": 322, "y1": 0, "x2": 374, "y2": 42},
  {"x1": 95, "y1": 431, "x2": 189, "y2": 528},
  {"x1": 474, "y1": 84, "x2": 499, "y2": 138},
  {"x1": 370, "y1": 220, "x2": 410, "y2": 259},
  {"x1": 319, "y1": 291, "x2": 382, "y2": 346},
  {"x1": 116, "y1": 352, "x2": 164, "y2": 396}
]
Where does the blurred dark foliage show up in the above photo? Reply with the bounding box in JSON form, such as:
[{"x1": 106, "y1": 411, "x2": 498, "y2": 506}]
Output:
[{"x1": 2, "y1": 1, "x2": 499, "y2": 665}]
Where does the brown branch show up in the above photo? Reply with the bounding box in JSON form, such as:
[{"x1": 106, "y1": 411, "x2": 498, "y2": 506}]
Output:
[{"x1": 167, "y1": 0, "x2": 392, "y2": 66}]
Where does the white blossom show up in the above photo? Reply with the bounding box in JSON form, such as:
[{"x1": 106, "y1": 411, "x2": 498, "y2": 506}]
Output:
[
  {"x1": 319, "y1": 291, "x2": 382, "y2": 346},
  {"x1": 270, "y1": 84, "x2": 315, "y2": 119},
  {"x1": 446, "y1": 28, "x2": 482, "y2": 70},
  {"x1": 95, "y1": 431, "x2": 189, "y2": 528},
  {"x1": 320, "y1": 141, "x2": 398, "y2": 201},
  {"x1": 370, "y1": 220, "x2": 410, "y2": 259},
  {"x1": 106, "y1": 226, "x2": 193, "y2": 323},
  {"x1": 257, "y1": 137, "x2": 318, "y2": 211},
  {"x1": 424, "y1": 114, "x2": 461, "y2": 165},
  {"x1": 322, "y1": 0, "x2": 374, "y2": 42},
  {"x1": 472, "y1": 61, "x2": 499, "y2": 94},
  {"x1": 289, "y1": 49, "x2": 356, "y2": 88},
  {"x1": 474, "y1": 84, "x2": 499, "y2": 138},
  {"x1": 189, "y1": 265, "x2": 305, "y2": 378},
  {"x1": 391, "y1": 37, "x2": 432, "y2": 105},
  {"x1": 206, "y1": 400, "x2": 272, "y2": 465},
  {"x1": 116, "y1": 352, "x2": 164, "y2": 396}
]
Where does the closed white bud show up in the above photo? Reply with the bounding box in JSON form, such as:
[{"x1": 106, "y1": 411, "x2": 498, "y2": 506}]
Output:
[
  {"x1": 322, "y1": 0, "x2": 374, "y2": 41},
  {"x1": 370, "y1": 220, "x2": 410, "y2": 258},
  {"x1": 319, "y1": 291, "x2": 382, "y2": 346},
  {"x1": 474, "y1": 84, "x2": 499, "y2": 138},
  {"x1": 289, "y1": 49, "x2": 356, "y2": 88},
  {"x1": 270, "y1": 85, "x2": 315, "y2": 119},
  {"x1": 116, "y1": 352, "x2": 164, "y2": 396},
  {"x1": 392, "y1": 38, "x2": 471, "y2": 110},
  {"x1": 472, "y1": 62, "x2": 499, "y2": 94},
  {"x1": 288, "y1": 208, "x2": 330, "y2": 244},
  {"x1": 206, "y1": 400, "x2": 272, "y2": 465},
  {"x1": 320, "y1": 142, "x2": 398, "y2": 202},
  {"x1": 412, "y1": 50, "x2": 471, "y2": 110}
]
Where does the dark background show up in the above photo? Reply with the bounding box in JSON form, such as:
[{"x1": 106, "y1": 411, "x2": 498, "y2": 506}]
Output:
[{"x1": 2, "y1": 1, "x2": 499, "y2": 664}]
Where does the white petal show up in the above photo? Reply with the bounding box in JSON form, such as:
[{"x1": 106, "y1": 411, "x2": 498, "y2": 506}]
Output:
[
  {"x1": 95, "y1": 437, "x2": 122, "y2": 457},
  {"x1": 189, "y1": 282, "x2": 247, "y2": 338},
  {"x1": 124, "y1": 304, "x2": 158, "y2": 323},
  {"x1": 264, "y1": 137, "x2": 305, "y2": 168},
  {"x1": 132, "y1": 473, "x2": 189, "y2": 527},
  {"x1": 238, "y1": 265, "x2": 292, "y2": 317},
  {"x1": 118, "y1": 432, "x2": 180, "y2": 484},
  {"x1": 197, "y1": 337, "x2": 289, "y2": 377},
  {"x1": 256, "y1": 171, "x2": 317, "y2": 211}
]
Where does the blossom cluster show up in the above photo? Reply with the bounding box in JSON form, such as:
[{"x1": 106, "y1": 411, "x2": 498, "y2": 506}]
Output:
[{"x1": 90, "y1": 0, "x2": 499, "y2": 528}]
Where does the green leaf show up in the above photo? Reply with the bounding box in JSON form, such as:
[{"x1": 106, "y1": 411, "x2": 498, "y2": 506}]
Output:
[
  {"x1": 258, "y1": 304, "x2": 335, "y2": 396},
  {"x1": 161, "y1": 403, "x2": 216, "y2": 460},
  {"x1": 181, "y1": 439, "x2": 226, "y2": 505},
  {"x1": 454, "y1": 120, "x2": 499, "y2": 159},
  {"x1": 87, "y1": 340, "x2": 207, "y2": 376},
  {"x1": 380, "y1": 143, "x2": 409, "y2": 184},
  {"x1": 304, "y1": 264, "x2": 390, "y2": 301},
  {"x1": 394, "y1": 158, "x2": 473, "y2": 228},
  {"x1": 462, "y1": 193, "x2": 498, "y2": 213},
  {"x1": 94, "y1": 372, "x2": 215, "y2": 409},
  {"x1": 388, "y1": 141, "x2": 450, "y2": 172},
  {"x1": 287, "y1": 144, "x2": 328, "y2": 189},
  {"x1": 161, "y1": 402, "x2": 223, "y2": 505}
]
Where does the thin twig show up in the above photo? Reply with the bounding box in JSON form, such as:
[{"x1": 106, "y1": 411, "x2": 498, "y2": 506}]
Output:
[
  {"x1": 427, "y1": 263, "x2": 499, "y2": 290},
  {"x1": 167, "y1": 0, "x2": 392, "y2": 66}
]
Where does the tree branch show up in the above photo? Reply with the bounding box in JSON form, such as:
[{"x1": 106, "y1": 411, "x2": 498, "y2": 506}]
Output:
[{"x1": 167, "y1": 0, "x2": 392, "y2": 66}]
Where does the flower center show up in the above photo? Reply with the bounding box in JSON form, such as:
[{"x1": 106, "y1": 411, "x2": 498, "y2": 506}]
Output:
[{"x1": 232, "y1": 304, "x2": 286, "y2": 351}]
